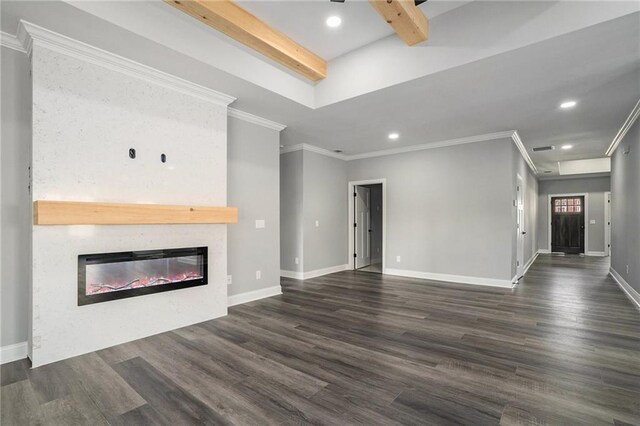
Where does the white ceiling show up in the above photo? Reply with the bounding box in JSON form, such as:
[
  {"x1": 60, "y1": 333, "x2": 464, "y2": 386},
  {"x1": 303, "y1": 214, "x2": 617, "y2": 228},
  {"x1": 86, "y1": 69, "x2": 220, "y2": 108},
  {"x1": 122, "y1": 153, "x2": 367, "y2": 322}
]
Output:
[
  {"x1": 1, "y1": 1, "x2": 639, "y2": 177},
  {"x1": 237, "y1": 0, "x2": 470, "y2": 60}
]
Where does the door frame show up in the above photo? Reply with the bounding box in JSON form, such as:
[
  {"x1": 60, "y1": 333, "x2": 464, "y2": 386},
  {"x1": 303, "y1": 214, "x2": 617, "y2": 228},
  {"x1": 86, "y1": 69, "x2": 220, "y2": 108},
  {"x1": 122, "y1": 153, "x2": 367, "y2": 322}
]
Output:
[
  {"x1": 348, "y1": 179, "x2": 386, "y2": 272},
  {"x1": 605, "y1": 191, "x2": 611, "y2": 256},
  {"x1": 547, "y1": 193, "x2": 589, "y2": 254},
  {"x1": 516, "y1": 174, "x2": 525, "y2": 278}
]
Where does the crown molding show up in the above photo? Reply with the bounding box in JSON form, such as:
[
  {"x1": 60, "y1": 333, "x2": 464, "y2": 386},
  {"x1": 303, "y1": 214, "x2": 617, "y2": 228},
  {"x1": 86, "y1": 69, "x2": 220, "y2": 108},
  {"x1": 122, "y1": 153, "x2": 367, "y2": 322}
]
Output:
[
  {"x1": 511, "y1": 130, "x2": 538, "y2": 174},
  {"x1": 606, "y1": 98, "x2": 640, "y2": 156},
  {"x1": 0, "y1": 31, "x2": 26, "y2": 53},
  {"x1": 16, "y1": 20, "x2": 236, "y2": 107},
  {"x1": 228, "y1": 108, "x2": 286, "y2": 131},
  {"x1": 346, "y1": 131, "x2": 515, "y2": 161},
  {"x1": 280, "y1": 131, "x2": 537, "y2": 173}
]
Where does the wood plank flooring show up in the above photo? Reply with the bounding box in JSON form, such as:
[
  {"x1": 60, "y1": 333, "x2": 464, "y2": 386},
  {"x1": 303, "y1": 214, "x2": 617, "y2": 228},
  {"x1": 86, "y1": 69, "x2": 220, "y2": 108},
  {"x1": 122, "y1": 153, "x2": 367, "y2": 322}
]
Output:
[{"x1": 2, "y1": 255, "x2": 639, "y2": 425}]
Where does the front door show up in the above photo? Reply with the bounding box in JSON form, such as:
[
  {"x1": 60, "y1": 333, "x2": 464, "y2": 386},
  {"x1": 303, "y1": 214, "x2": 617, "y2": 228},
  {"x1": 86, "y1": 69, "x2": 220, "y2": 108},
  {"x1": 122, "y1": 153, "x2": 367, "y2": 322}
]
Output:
[
  {"x1": 551, "y1": 196, "x2": 585, "y2": 254},
  {"x1": 355, "y1": 186, "x2": 371, "y2": 269}
]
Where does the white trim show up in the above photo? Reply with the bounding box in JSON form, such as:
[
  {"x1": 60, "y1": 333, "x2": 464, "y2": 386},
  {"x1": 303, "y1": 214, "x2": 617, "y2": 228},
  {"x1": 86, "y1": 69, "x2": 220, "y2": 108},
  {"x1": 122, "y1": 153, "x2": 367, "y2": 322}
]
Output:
[
  {"x1": 586, "y1": 251, "x2": 606, "y2": 257},
  {"x1": 521, "y1": 251, "x2": 539, "y2": 276},
  {"x1": 280, "y1": 269, "x2": 304, "y2": 280},
  {"x1": 0, "y1": 31, "x2": 26, "y2": 53},
  {"x1": 346, "y1": 131, "x2": 515, "y2": 161},
  {"x1": 0, "y1": 342, "x2": 28, "y2": 365},
  {"x1": 605, "y1": 191, "x2": 611, "y2": 257},
  {"x1": 511, "y1": 131, "x2": 538, "y2": 174},
  {"x1": 385, "y1": 269, "x2": 515, "y2": 289},
  {"x1": 280, "y1": 131, "x2": 538, "y2": 174},
  {"x1": 348, "y1": 179, "x2": 387, "y2": 273},
  {"x1": 609, "y1": 268, "x2": 640, "y2": 310},
  {"x1": 228, "y1": 108, "x2": 286, "y2": 131},
  {"x1": 547, "y1": 193, "x2": 589, "y2": 254},
  {"x1": 228, "y1": 285, "x2": 282, "y2": 307},
  {"x1": 17, "y1": 20, "x2": 235, "y2": 106},
  {"x1": 537, "y1": 248, "x2": 551, "y2": 254},
  {"x1": 280, "y1": 143, "x2": 346, "y2": 160},
  {"x1": 606, "y1": 98, "x2": 640, "y2": 156},
  {"x1": 280, "y1": 264, "x2": 349, "y2": 280}
]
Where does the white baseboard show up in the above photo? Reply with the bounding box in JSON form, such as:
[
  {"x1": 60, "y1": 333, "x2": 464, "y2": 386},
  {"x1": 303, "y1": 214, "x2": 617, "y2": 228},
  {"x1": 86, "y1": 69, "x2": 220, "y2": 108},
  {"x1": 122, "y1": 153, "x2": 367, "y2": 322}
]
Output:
[
  {"x1": 281, "y1": 264, "x2": 349, "y2": 280},
  {"x1": 228, "y1": 285, "x2": 282, "y2": 307},
  {"x1": 280, "y1": 269, "x2": 303, "y2": 280},
  {"x1": 609, "y1": 268, "x2": 640, "y2": 310},
  {"x1": 586, "y1": 251, "x2": 606, "y2": 257},
  {"x1": 1, "y1": 341, "x2": 28, "y2": 365},
  {"x1": 537, "y1": 249, "x2": 551, "y2": 254},
  {"x1": 522, "y1": 251, "x2": 539, "y2": 276},
  {"x1": 384, "y1": 268, "x2": 515, "y2": 288}
]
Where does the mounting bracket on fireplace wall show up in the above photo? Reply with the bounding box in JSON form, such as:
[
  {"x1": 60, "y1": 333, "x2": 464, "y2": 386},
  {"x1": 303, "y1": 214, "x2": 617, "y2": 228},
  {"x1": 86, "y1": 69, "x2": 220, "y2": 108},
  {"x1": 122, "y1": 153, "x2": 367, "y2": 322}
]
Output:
[{"x1": 33, "y1": 200, "x2": 238, "y2": 225}]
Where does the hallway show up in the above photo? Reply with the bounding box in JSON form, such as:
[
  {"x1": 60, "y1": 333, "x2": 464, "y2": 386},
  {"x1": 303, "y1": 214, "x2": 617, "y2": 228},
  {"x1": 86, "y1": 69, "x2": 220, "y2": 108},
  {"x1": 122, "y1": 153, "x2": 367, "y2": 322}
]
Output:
[{"x1": 2, "y1": 255, "x2": 639, "y2": 425}]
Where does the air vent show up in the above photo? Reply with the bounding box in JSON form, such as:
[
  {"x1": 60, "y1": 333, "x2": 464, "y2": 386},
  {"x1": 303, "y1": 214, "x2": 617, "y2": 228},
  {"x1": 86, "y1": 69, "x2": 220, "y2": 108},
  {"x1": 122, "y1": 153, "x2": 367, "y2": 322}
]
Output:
[
  {"x1": 532, "y1": 146, "x2": 555, "y2": 152},
  {"x1": 334, "y1": 149, "x2": 343, "y2": 153},
  {"x1": 543, "y1": 171, "x2": 553, "y2": 174}
]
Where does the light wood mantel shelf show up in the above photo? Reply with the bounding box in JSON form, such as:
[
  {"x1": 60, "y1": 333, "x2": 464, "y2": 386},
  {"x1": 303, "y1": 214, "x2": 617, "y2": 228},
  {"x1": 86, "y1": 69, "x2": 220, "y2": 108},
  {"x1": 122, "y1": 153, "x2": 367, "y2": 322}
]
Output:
[{"x1": 33, "y1": 201, "x2": 238, "y2": 225}]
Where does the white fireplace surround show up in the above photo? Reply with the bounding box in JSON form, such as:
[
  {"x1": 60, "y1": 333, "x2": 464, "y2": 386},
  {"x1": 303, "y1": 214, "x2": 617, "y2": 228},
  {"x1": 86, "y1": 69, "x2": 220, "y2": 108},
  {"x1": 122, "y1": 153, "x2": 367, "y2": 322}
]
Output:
[{"x1": 23, "y1": 20, "x2": 236, "y2": 367}]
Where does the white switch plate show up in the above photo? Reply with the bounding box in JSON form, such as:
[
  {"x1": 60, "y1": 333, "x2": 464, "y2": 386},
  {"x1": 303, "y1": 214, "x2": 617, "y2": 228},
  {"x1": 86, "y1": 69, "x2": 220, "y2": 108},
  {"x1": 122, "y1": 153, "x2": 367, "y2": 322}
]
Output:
[
  {"x1": 255, "y1": 219, "x2": 266, "y2": 229},
  {"x1": 295, "y1": 257, "x2": 299, "y2": 265},
  {"x1": 227, "y1": 275, "x2": 232, "y2": 285},
  {"x1": 590, "y1": 219, "x2": 596, "y2": 225},
  {"x1": 256, "y1": 270, "x2": 261, "y2": 280},
  {"x1": 315, "y1": 220, "x2": 320, "y2": 227},
  {"x1": 396, "y1": 256, "x2": 401, "y2": 263}
]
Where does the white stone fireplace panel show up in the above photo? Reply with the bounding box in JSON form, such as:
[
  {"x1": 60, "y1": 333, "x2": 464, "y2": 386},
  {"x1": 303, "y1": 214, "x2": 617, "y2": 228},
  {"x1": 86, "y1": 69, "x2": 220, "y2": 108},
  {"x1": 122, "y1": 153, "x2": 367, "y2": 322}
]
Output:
[{"x1": 30, "y1": 44, "x2": 229, "y2": 367}]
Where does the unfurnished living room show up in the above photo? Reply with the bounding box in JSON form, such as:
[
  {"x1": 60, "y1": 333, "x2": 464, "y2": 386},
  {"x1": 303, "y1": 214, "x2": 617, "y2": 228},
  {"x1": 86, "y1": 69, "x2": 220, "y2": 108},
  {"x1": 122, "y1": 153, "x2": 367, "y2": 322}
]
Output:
[{"x1": 1, "y1": 0, "x2": 639, "y2": 424}]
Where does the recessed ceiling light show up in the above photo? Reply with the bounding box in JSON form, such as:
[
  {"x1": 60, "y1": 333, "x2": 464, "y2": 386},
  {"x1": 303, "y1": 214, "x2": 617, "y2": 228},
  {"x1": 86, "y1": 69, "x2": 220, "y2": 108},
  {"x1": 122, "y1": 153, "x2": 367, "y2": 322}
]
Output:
[
  {"x1": 388, "y1": 132, "x2": 399, "y2": 140},
  {"x1": 326, "y1": 16, "x2": 341, "y2": 28},
  {"x1": 560, "y1": 100, "x2": 577, "y2": 109},
  {"x1": 561, "y1": 144, "x2": 573, "y2": 150}
]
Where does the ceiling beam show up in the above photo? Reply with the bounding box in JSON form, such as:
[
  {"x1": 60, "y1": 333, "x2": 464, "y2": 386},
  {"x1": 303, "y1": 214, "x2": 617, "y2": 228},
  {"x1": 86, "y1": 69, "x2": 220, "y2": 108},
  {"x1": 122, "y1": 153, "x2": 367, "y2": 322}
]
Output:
[
  {"x1": 369, "y1": 0, "x2": 428, "y2": 46},
  {"x1": 165, "y1": 0, "x2": 327, "y2": 81}
]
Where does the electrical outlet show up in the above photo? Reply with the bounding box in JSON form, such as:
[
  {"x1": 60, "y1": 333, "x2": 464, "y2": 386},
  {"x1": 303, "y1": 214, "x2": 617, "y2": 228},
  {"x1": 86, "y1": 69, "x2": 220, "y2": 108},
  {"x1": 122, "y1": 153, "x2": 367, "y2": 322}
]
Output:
[
  {"x1": 295, "y1": 257, "x2": 299, "y2": 265},
  {"x1": 227, "y1": 275, "x2": 232, "y2": 285},
  {"x1": 396, "y1": 256, "x2": 401, "y2": 263},
  {"x1": 255, "y1": 219, "x2": 265, "y2": 229},
  {"x1": 256, "y1": 270, "x2": 262, "y2": 280},
  {"x1": 627, "y1": 265, "x2": 630, "y2": 274},
  {"x1": 315, "y1": 220, "x2": 320, "y2": 227}
]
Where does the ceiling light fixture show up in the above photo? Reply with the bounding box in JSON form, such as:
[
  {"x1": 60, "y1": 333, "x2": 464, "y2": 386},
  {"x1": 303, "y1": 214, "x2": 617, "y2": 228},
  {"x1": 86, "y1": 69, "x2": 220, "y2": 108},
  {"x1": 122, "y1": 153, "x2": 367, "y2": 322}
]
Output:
[
  {"x1": 561, "y1": 144, "x2": 573, "y2": 150},
  {"x1": 560, "y1": 100, "x2": 577, "y2": 109},
  {"x1": 388, "y1": 132, "x2": 399, "y2": 140},
  {"x1": 326, "y1": 16, "x2": 342, "y2": 28}
]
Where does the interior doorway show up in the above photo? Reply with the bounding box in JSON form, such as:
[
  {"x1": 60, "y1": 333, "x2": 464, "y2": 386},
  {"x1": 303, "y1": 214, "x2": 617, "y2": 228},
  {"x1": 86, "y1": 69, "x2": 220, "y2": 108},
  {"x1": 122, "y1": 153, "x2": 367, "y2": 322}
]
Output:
[
  {"x1": 348, "y1": 180, "x2": 385, "y2": 274},
  {"x1": 550, "y1": 195, "x2": 586, "y2": 254}
]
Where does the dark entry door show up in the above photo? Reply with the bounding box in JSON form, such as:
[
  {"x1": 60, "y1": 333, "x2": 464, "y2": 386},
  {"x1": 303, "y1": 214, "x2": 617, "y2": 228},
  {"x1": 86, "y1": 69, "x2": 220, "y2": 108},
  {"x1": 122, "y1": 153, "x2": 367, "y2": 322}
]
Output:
[{"x1": 551, "y1": 196, "x2": 585, "y2": 254}]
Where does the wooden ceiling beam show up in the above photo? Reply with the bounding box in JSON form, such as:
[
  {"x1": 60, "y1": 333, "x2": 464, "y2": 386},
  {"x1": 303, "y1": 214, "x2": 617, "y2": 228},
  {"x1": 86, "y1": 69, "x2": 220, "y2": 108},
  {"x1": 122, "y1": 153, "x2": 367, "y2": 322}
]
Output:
[
  {"x1": 165, "y1": 0, "x2": 327, "y2": 81},
  {"x1": 369, "y1": 0, "x2": 428, "y2": 46}
]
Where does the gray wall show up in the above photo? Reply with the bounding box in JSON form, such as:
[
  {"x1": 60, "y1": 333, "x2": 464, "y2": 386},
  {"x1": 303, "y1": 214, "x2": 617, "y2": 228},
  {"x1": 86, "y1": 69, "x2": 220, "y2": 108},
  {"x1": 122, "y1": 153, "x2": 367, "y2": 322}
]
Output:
[
  {"x1": 302, "y1": 151, "x2": 348, "y2": 272},
  {"x1": 364, "y1": 184, "x2": 383, "y2": 263},
  {"x1": 227, "y1": 117, "x2": 281, "y2": 296},
  {"x1": 611, "y1": 119, "x2": 639, "y2": 293},
  {"x1": 348, "y1": 139, "x2": 515, "y2": 281},
  {"x1": 1, "y1": 46, "x2": 31, "y2": 347},
  {"x1": 537, "y1": 177, "x2": 610, "y2": 253},
  {"x1": 280, "y1": 151, "x2": 303, "y2": 272}
]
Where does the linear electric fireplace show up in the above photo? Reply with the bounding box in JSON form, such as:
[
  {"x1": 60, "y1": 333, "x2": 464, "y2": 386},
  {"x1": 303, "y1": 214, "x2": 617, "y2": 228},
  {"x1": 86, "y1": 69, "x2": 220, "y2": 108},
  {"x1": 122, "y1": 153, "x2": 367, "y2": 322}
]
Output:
[{"x1": 78, "y1": 247, "x2": 208, "y2": 305}]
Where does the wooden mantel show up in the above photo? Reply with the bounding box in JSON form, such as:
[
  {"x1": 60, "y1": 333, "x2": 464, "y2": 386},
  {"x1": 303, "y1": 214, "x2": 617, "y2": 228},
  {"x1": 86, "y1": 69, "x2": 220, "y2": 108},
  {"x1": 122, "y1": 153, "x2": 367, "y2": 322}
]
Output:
[{"x1": 33, "y1": 201, "x2": 238, "y2": 225}]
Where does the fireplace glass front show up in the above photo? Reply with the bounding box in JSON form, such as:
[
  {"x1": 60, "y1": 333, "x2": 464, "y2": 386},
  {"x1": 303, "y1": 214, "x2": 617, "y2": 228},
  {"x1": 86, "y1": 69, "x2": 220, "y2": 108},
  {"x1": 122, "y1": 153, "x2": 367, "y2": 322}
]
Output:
[{"x1": 78, "y1": 247, "x2": 207, "y2": 305}]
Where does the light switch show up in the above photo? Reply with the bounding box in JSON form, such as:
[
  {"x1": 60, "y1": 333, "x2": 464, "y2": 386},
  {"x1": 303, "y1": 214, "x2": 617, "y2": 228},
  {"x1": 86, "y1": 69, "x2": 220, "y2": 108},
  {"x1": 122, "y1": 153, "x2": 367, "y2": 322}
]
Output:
[
  {"x1": 256, "y1": 270, "x2": 262, "y2": 280},
  {"x1": 590, "y1": 219, "x2": 596, "y2": 225},
  {"x1": 255, "y1": 219, "x2": 265, "y2": 229},
  {"x1": 315, "y1": 220, "x2": 320, "y2": 227}
]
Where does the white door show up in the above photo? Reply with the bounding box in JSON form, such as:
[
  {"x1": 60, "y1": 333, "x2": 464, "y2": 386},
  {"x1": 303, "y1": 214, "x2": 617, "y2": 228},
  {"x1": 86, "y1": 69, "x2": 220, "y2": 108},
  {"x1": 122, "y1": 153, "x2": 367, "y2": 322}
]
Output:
[
  {"x1": 516, "y1": 183, "x2": 525, "y2": 278},
  {"x1": 355, "y1": 186, "x2": 371, "y2": 269}
]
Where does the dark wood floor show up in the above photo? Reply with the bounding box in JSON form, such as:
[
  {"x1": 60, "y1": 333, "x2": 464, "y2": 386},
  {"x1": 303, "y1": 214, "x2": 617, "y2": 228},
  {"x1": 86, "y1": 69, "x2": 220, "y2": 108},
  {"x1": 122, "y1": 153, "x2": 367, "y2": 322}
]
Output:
[{"x1": 2, "y1": 255, "x2": 639, "y2": 425}]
